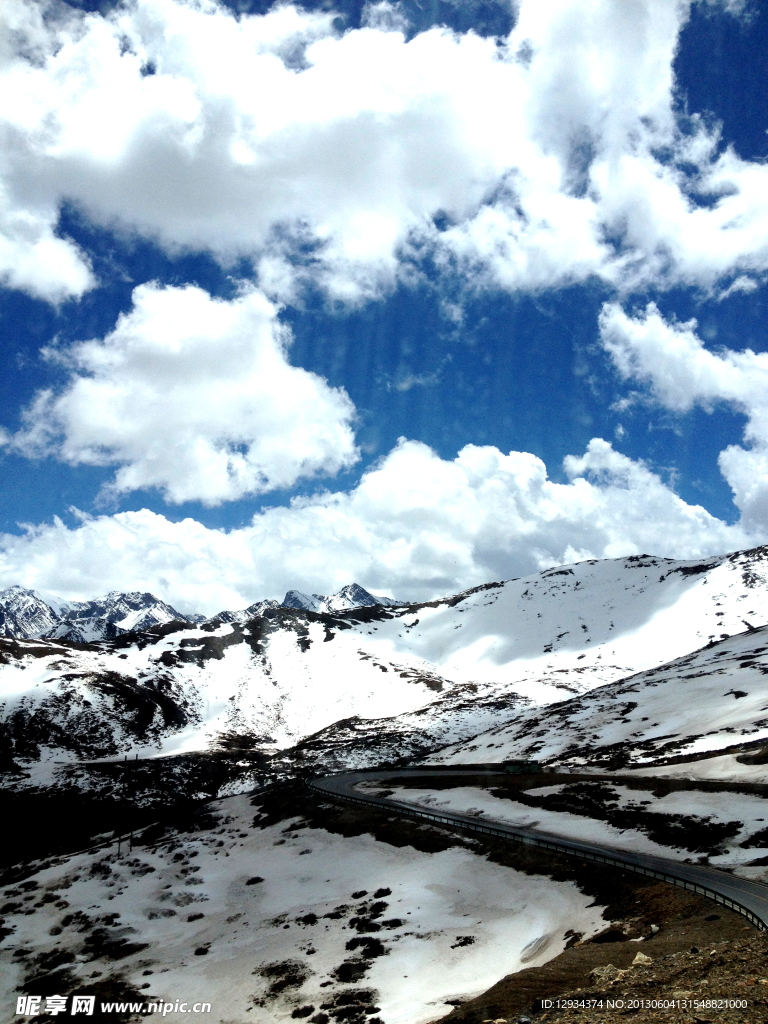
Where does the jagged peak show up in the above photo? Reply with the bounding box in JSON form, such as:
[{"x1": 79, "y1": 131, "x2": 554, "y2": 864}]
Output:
[{"x1": 281, "y1": 583, "x2": 400, "y2": 613}]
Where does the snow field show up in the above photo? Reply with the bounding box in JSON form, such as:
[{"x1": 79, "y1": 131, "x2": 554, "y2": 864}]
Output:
[
  {"x1": 629, "y1": 753, "x2": 768, "y2": 785},
  {"x1": 0, "y1": 619, "x2": 458, "y2": 765},
  {"x1": 357, "y1": 553, "x2": 768, "y2": 702},
  {"x1": 382, "y1": 784, "x2": 768, "y2": 878},
  {"x1": 0, "y1": 794, "x2": 606, "y2": 1024},
  {"x1": 5, "y1": 547, "x2": 768, "y2": 777},
  {"x1": 428, "y1": 624, "x2": 768, "y2": 770}
]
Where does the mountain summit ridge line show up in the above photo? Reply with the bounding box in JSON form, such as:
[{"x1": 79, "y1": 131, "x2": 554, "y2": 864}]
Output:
[{"x1": 0, "y1": 581, "x2": 403, "y2": 643}]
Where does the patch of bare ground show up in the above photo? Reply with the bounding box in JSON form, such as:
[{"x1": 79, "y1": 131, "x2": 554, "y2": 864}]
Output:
[{"x1": 430, "y1": 887, "x2": 768, "y2": 1024}]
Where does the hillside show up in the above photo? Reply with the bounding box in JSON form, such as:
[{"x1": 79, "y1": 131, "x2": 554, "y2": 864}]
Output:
[
  {"x1": 2, "y1": 547, "x2": 768, "y2": 788},
  {"x1": 4, "y1": 547, "x2": 768, "y2": 1023},
  {"x1": 427, "y1": 622, "x2": 768, "y2": 776}
]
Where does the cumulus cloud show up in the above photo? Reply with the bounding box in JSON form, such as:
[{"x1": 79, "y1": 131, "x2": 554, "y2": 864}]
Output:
[
  {"x1": 0, "y1": 437, "x2": 751, "y2": 613},
  {"x1": 13, "y1": 283, "x2": 358, "y2": 504},
  {"x1": 361, "y1": 1, "x2": 410, "y2": 33},
  {"x1": 1, "y1": 0, "x2": 767, "y2": 303},
  {"x1": 0, "y1": 202, "x2": 94, "y2": 302},
  {"x1": 600, "y1": 301, "x2": 768, "y2": 529}
]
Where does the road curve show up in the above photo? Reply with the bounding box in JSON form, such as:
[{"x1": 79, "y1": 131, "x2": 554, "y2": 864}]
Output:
[{"x1": 306, "y1": 767, "x2": 768, "y2": 931}]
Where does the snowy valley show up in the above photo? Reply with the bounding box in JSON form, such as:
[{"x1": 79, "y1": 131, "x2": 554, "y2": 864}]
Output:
[{"x1": 3, "y1": 546, "x2": 768, "y2": 1023}]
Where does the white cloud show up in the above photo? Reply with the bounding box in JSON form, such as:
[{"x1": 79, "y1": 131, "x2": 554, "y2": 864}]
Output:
[
  {"x1": 0, "y1": 437, "x2": 751, "y2": 614},
  {"x1": 13, "y1": 282, "x2": 358, "y2": 504},
  {"x1": 441, "y1": 0, "x2": 768, "y2": 295},
  {"x1": 0, "y1": 199, "x2": 94, "y2": 302},
  {"x1": 0, "y1": 1, "x2": 95, "y2": 301},
  {"x1": 718, "y1": 274, "x2": 760, "y2": 300},
  {"x1": 361, "y1": 1, "x2": 410, "y2": 34},
  {"x1": 1, "y1": 0, "x2": 767, "y2": 303},
  {"x1": 600, "y1": 301, "x2": 768, "y2": 529}
]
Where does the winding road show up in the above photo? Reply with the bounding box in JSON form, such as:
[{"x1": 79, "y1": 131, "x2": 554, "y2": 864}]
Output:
[{"x1": 307, "y1": 767, "x2": 768, "y2": 931}]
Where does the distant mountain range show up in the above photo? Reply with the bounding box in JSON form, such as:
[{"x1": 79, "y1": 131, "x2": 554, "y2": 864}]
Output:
[
  {"x1": 0, "y1": 585, "x2": 200, "y2": 643},
  {"x1": 0, "y1": 582, "x2": 400, "y2": 644},
  {"x1": 3, "y1": 546, "x2": 768, "y2": 792}
]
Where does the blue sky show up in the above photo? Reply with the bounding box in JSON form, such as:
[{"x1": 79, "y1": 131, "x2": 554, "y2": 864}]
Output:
[{"x1": 1, "y1": 0, "x2": 767, "y2": 613}]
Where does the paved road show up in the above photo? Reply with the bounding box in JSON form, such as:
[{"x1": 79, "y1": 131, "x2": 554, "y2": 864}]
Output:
[{"x1": 307, "y1": 766, "x2": 768, "y2": 931}]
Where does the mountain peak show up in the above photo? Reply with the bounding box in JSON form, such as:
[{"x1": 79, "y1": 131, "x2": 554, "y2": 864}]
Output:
[
  {"x1": 0, "y1": 586, "x2": 198, "y2": 642},
  {"x1": 281, "y1": 583, "x2": 400, "y2": 614},
  {"x1": 0, "y1": 580, "x2": 404, "y2": 641},
  {"x1": 0, "y1": 585, "x2": 61, "y2": 640}
]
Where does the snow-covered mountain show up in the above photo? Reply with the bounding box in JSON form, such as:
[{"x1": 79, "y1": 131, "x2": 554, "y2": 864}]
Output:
[
  {"x1": 6, "y1": 551, "x2": 768, "y2": 1024},
  {"x1": 0, "y1": 585, "x2": 63, "y2": 640},
  {"x1": 200, "y1": 583, "x2": 399, "y2": 626},
  {"x1": 428, "y1": 622, "x2": 768, "y2": 774},
  {"x1": 373, "y1": 548, "x2": 768, "y2": 703},
  {"x1": 0, "y1": 604, "x2": 461, "y2": 781},
  {"x1": 56, "y1": 591, "x2": 206, "y2": 641},
  {"x1": 204, "y1": 599, "x2": 280, "y2": 627},
  {"x1": 3, "y1": 546, "x2": 768, "y2": 786},
  {"x1": 0, "y1": 586, "x2": 200, "y2": 643},
  {"x1": 0, "y1": 582, "x2": 400, "y2": 643},
  {"x1": 280, "y1": 583, "x2": 400, "y2": 614}
]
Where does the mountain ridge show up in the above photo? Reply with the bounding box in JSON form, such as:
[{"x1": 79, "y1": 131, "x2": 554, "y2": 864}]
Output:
[
  {"x1": 3, "y1": 545, "x2": 768, "y2": 791},
  {"x1": 0, "y1": 581, "x2": 402, "y2": 644}
]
